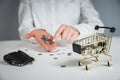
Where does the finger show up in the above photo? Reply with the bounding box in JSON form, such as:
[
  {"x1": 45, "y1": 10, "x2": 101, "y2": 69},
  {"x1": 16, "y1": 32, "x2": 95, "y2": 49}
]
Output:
[
  {"x1": 53, "y1": 25, "x2": 65, "y2": 42},
  {"x1": 61, "y1": 30, "x2": 69, "y2": 40},
  {"x1": 65, "y1": 33, "x2": 73, "y2": 41},
  {"x1": 69, "y1": 33, "x2": 78, "y2": 42},
  {"x1": 25, "y1": 33, "x2": 32, "y2": 39},
  {"x1": 65, "y1": 30, "x2": 73, "y2": 41}
]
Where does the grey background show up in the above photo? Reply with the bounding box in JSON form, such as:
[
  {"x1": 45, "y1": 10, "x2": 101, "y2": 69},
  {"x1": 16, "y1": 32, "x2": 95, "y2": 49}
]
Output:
[{"x1": 0, "y1": 0, "x2": 120, "y2": 41}]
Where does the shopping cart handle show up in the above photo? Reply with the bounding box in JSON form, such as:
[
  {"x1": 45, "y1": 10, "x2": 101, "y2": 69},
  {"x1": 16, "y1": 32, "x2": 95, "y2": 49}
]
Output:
[{"x1": 95, "y1": 25, "x2": 116, "y2": 32}]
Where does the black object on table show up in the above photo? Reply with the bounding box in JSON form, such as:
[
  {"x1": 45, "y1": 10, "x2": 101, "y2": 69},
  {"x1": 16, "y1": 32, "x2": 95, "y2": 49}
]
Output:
[{"x1": 3, "y1": 50, "x2": 34, "y2": 67}]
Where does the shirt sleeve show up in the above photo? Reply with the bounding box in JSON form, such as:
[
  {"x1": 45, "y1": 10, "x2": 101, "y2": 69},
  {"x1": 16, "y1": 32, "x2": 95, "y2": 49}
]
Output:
[
  {"x1": 18, "y1": 0, "x2": 40, "y2": 43},
  {"x1": 73, "y1": 0, "x2": 104, "y2": 39}
]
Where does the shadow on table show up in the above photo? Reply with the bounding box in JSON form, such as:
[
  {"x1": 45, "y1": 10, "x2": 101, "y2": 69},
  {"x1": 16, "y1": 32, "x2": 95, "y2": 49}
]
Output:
[
  {"x1": 0, "y1": 60, "x2": 8, "y2": 66},
  {"x1": 56, "y1": 59, "x2": 79, "y2": 67}
]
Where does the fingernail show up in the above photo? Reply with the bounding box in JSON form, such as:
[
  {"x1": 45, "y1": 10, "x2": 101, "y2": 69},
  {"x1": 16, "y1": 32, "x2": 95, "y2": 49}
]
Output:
[{"x1": 52, "y1": 39, "x2": 56, "y2": 42}]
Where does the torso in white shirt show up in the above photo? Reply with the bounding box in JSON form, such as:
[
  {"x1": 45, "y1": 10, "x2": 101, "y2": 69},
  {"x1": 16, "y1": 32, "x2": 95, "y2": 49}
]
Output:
[{"x1": 30, "y1": 0, "x2": 81, "y2": 36}]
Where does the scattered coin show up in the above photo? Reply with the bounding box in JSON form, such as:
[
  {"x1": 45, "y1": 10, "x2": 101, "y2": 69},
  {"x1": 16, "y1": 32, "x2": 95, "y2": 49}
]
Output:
[
  {"x1": 47, "y1": 50, "x2": 51, "y2": 52},
  {"x1": 50, "y1": 54, "x2": 54, "y2": 56},
  {"x1": 60, "y1": 65, "x2": 66, "y2": 67},
  {"x1": 67, "y1": 53, "x2": 72, "y2": 56},
  {"x1": 53, "y1": 57, "x2": 58, "y2": 59},
  {"x1": 38, "y1": 54, "x2": 42, "y2": 55}
]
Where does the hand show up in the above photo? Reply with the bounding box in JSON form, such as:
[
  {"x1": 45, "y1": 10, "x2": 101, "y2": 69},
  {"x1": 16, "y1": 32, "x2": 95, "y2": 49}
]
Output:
[
  {"x1": 53, "y1": 24, "x2": 80, "y2": 42},
  {"x1": 25, "y1": 29, "x2": 56, "y2": 51}
]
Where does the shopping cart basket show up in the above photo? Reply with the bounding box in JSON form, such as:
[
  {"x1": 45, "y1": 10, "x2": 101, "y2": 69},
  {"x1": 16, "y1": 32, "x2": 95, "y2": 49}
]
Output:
[{"x1": 72, "y1": 25, "x2": 116, "y2": 70}]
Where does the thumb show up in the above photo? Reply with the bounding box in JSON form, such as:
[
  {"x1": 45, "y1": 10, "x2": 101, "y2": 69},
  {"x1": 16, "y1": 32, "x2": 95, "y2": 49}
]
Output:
[
  {"x1": 52, "y1": 33, "x2": 60, "y2": 42},
  {"x1": 25, "y1": 33, "x2": 32, "y2": 39}
]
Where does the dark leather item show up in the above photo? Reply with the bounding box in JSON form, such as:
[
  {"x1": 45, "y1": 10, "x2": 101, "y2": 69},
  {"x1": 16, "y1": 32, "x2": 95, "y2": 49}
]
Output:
[{"x1": 3, "y1": 50, "x2": 34, "y2": 67}]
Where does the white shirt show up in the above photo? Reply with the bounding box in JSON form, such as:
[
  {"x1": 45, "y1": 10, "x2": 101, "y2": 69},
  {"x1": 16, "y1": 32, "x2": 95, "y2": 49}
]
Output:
[{"x1": 18, "y1": 0, "x2": 104, "y2": 42}]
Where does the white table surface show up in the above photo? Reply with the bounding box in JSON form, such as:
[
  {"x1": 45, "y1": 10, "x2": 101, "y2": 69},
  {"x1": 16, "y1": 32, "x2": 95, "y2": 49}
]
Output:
[{"x1": 0, "y1": 37, "x2": 120, "y2": 80}]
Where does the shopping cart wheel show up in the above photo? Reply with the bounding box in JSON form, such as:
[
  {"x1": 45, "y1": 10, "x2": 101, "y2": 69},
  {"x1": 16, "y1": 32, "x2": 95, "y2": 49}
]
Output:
[
  {"x1": 86, "y1": 64, "x2": 90, "y2": 70},
  {"x1": 95, "y1": 56, "x2": 99, "y2": 61},
  {"x1": 107, "y1": 60, "x2": 112, "y2": 67},
  {"x1": 78, "y1": 61, "x2": 82, "y2": 66},
  {"x1": 18, "y1": 64, "x2": 23, "y2": 67}
]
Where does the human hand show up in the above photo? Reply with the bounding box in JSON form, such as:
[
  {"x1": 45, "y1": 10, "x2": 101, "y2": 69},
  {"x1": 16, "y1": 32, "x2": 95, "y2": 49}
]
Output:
[
  {"x1": 53, "y1": 24, "x2": 80, "y2": 42},
  {"x1": 25, "y1": 29, "x2": 56, "y2": 51}
]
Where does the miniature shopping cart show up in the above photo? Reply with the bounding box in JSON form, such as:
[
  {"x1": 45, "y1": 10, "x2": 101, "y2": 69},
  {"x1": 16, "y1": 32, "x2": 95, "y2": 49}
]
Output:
[{"x1": 72, "y1": 25, "x2": 116, "y2": 70}]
